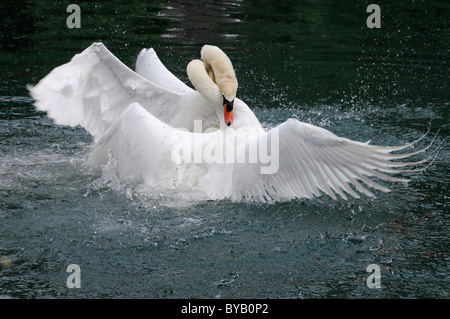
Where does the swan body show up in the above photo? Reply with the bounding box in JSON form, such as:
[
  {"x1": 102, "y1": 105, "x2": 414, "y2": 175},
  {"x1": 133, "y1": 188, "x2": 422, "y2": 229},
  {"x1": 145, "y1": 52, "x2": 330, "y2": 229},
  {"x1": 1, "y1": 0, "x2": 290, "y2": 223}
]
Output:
[{"x1": 28, "y1": 42, "x2": 427, "y2": 202}]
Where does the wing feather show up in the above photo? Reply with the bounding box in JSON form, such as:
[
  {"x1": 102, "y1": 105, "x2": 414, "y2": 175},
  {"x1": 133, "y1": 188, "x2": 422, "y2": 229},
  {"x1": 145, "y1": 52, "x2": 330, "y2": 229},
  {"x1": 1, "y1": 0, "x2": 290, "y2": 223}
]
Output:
[
  {"x1": 232, "y1": 119, "x2": 428, "y2": 201},
  {"x1": 28, "y1": 42, "x2": 182, "y2": 142},
  {"x1": 135, "y1": 48, "x2": 193, "y2": 94}
]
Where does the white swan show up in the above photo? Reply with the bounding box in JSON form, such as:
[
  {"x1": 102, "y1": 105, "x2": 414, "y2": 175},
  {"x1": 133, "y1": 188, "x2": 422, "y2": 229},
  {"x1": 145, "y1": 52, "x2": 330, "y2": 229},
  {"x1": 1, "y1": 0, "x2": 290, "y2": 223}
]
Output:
[{"x1": 28, "y1": 42, "x2": 428, "y2": 202}]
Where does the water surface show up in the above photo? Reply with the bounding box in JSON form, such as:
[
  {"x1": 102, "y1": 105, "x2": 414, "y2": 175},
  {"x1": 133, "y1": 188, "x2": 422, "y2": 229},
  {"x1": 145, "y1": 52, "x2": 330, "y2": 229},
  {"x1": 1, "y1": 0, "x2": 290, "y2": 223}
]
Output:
[{"x1": 0, "y1": 0, "x2": 449, "y2": 298}]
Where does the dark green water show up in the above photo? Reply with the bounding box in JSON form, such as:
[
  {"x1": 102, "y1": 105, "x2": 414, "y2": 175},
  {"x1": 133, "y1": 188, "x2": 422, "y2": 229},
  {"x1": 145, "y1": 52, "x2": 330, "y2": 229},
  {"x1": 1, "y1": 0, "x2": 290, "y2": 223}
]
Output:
[{"x1": 0, "y1": 0, "x2": 449, "y2": 298}]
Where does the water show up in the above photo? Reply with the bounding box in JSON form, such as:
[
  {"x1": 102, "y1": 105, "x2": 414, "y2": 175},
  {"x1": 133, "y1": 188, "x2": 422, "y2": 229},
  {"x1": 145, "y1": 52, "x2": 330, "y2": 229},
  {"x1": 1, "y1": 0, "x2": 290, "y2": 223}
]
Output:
[{"x1": 0, "y1": 0, "x2": 449, "y2": 299}]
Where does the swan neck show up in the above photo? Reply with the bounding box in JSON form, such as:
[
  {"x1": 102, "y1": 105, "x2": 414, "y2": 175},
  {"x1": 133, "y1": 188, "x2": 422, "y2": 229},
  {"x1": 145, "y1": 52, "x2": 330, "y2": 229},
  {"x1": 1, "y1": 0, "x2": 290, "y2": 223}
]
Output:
[{"x1": 187, "y1": 59, "x2": 222, "y2": 106}]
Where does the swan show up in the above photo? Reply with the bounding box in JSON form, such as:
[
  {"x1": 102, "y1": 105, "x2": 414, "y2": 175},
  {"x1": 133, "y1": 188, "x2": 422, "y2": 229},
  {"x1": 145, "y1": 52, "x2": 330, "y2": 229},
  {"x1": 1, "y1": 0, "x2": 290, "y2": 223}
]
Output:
[{"x1": 28, "y1": 42, "x2": 429, "y2": 202}]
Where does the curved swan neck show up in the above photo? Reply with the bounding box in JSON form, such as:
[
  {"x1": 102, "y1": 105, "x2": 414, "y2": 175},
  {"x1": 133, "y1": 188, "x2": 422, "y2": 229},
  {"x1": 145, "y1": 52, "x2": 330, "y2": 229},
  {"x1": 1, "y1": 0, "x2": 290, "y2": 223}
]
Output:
[
  {"x1": 187, "y1": 46, "x2": 239, "y2": 129},
  {"x1": 201, "y1": 45, "x2": 238, "y2": 102},
  {"x1": 187, "y1": 59, "x2": 222, "y2": 106}
]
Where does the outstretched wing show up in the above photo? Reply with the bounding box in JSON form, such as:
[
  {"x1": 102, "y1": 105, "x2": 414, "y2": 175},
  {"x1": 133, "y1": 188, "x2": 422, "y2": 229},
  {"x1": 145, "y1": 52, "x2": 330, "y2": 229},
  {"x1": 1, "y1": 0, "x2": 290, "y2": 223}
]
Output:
[
  {"x1": 28, "y1": 42, "x2": 182, "y2": 142},
  {"x1": 231, "y1": 119, "x2": 428, "y2": 201},
  {"x1": 135, "y1": 48, "x2": 193, "y2": 94}
]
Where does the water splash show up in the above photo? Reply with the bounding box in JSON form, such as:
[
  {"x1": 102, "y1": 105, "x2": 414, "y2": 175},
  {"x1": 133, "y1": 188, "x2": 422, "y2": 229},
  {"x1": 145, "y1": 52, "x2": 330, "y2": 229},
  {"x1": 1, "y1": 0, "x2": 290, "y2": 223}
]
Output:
[{"x1": 86, "y1": 150, "x2": 123, "y2": 194}]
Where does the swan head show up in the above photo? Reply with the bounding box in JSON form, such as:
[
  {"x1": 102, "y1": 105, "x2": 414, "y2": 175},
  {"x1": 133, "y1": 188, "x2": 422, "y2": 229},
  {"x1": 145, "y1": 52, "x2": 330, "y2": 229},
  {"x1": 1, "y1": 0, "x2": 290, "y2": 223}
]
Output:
[
  {"x1": 223, "y1": 96, "x2": 234, "y2": 127},
  {"x1": 187, "y1": 45, "x2": 238, "y2": 127},
  {"x1": 201, "y1": 45, "x2": 238, "y2": 126}
]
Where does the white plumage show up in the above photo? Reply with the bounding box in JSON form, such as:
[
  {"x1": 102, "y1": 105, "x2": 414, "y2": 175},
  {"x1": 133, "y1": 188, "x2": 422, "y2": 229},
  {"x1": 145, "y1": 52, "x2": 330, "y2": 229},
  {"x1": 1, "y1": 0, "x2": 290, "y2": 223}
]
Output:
[{"x1": 28, "y1": 42, "x2": 428, "y2": 202}]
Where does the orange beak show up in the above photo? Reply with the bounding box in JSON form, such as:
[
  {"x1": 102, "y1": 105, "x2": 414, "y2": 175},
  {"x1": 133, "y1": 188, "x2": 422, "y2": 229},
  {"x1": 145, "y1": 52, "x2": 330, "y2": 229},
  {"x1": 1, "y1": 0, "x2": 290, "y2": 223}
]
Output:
[
  {"x1": 224, "y1": 104, "x2": 233, "y2": 126},
  {"x1": 223, "y1": 98, "x2": 234, "y2": 126}
]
